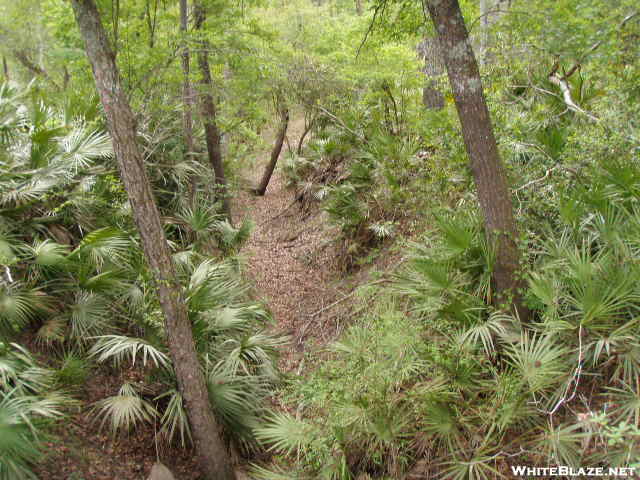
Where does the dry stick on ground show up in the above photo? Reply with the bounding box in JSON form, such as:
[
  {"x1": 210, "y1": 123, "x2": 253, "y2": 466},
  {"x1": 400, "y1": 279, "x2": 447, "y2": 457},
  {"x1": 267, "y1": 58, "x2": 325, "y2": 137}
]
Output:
[{"x1": 70, "y1": 1, "x2": 235, "y2": 478}]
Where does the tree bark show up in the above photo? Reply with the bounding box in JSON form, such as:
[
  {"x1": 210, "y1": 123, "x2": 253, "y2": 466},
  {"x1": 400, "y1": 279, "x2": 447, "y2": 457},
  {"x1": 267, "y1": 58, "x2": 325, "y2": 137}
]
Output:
[
  {"x1": 355, "y1": 0, "x2": 363, "y2": 16},
  {"x1": 479, "y1": 0, "x2": 511, "y2": 65},
  {"x1": 425, "y1": 0, "x2": 527, "y2": 319},
  {"x1": 193, "y1": 3, "x2": 232, "y2": 222},
  {"x1": 180, "y1": 0, "x2": 198, "y2": 205},
  {"x1": 69, "y1": 2, "x2": 236, "y2": 479},
  {"x1": 255, "y1": 109, "x2": 289, "y2": 196},
  {"x1": 297, "y1": 115, "x2": 315, "y2": 155},
  {"x1": 417, "y1": 36, "x2": 445, "y2": 110}
]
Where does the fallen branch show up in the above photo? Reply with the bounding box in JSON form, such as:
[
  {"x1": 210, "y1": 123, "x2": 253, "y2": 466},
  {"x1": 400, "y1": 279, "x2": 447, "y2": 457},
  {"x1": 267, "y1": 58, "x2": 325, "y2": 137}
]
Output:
[
  {"x1": 548, "y1": 70, "x2": 599, "y2": 122},
  {"x1": 514, "y1": 166, "x2": 559, "y2": 192}
]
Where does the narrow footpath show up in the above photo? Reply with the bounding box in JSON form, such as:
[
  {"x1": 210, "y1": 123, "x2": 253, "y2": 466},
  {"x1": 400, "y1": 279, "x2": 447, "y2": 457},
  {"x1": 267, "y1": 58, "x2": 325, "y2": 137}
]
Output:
[{"x1": 233, "y1": 118, "x2": 343, "y2": 371}]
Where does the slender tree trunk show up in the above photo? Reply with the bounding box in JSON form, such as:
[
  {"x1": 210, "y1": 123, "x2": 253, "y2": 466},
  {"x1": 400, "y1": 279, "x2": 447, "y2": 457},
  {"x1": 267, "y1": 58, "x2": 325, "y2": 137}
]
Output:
[
  {"x1": 297, "y1": 115, "x2": 315, "y2": 155},
  {"x1": 180, "y1": 0, "x2": 197, "y2": 205},
  {"x1": 425, "y1": 0, "x2": 527, "y2": 319},
  {"x1": 355, "y1": 0, "x2": 363, "y2": 15},
  {"x1": 194, "y1": 3, "x2": 232, "y2": 222},
  {"x1": 69, "y1": 2, "x2": 236, "y2": 479},
  {"x1": 479, "y1": 0, "x2": 510, "y2": 65},
  {"x1": 255, "y1": 109, "x2": 289, "y2": 196},
  {"x1": 2, "y1": 56, "x2": 8, "y2": 81},
  {"x1": 479, "y1": 0, "x2": 489, "y2": 64},
  {"x1": 418, "y1": 36, "x2": 445, "y2": 110}
]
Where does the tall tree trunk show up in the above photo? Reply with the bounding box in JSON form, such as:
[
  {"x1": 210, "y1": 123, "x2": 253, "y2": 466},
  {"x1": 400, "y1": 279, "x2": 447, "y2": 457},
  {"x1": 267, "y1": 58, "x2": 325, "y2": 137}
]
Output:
[
  {"x1": 69, "y1": 2, "x2": 236, "y2": 479},
  {"x1": 255, "y1": 109, "x2": 289, "y2": 196},
  {"x1": 180, "y1": 0, "x2": 197, "y2": 205},
  {"x1": 194, "y1": 3, "x2": 232, "y2": 222},
  {"x1": 479, "y1": 0, "x2": 510, "y2": 65},
  {"x1": 417, "y1": 36, "x2": 444, "y2": 110},
  {"x1": 425, "y1": 0, "x2": 527, "y2": 319},
  {"x1": 355, "y1": 0, "x2": 363, "y2": 16},
  {"x1": 479, "y1": 0, "x2": 489, "y2": 64}
]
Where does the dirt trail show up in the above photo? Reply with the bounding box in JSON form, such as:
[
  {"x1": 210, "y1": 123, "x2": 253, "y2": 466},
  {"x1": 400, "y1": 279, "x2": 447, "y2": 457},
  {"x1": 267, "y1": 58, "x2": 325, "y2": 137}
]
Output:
[
  {"x1": 233, "y1": 117, "x2": 342, "y2": 369},
  {"x1": 35, "y1": 118, "x2": 340, "y2": 480}
]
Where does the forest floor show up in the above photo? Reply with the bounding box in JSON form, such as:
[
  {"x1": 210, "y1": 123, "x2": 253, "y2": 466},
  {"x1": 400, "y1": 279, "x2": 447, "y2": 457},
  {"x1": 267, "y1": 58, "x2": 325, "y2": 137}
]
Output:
[
  {"x1": 233, "y1": 116, "x2": 350, "y2": 373},
  {"x1": 34, "y1": 116, "x2": 351, "y2": 480}
]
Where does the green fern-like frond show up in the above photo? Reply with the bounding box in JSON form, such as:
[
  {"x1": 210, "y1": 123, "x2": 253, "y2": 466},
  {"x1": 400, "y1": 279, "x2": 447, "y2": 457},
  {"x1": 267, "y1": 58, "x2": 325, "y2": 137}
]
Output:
[
  {"x1": 155, "y1": 389, "x2": 192, "y2": 447},
  {"x1": 504, "y1": 331, "x2": 570, "y2": 394},
  {"x1": 254, "y1": 412, "x2": 317, "y2": 455},
  {"x1": 89, "y1": 335, "x2": 170, "y2": 369},
  {"x1": 90, "y1": 383, "x2": 157, "y2": 435}
]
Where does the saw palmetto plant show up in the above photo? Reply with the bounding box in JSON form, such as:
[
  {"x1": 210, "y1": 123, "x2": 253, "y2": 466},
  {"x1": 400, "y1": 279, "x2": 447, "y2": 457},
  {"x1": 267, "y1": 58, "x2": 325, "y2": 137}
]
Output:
[{"x1": 0, "y1": 83, "x2": 284, "y2": 474}]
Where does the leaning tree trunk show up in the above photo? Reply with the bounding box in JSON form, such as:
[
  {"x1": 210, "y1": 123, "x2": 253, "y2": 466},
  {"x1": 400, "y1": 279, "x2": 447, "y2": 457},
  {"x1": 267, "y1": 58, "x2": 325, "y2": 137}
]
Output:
[
  {"x1": 180, "y1": 0, "x2": 197, "y2": 205},
  {"x1": 297, "y1": 113, "x2": 315, "y2": 155},
  {"x1": 69, "y1": 2, "x2": 236, "y2": 479},
  {"x1": 255, "y1": 108, "x2": 289, "y2": 196},
  {"x1": 193, "y1": 3, "x2": 232, "y2": 222},
  {"x1": 425, "y1": 0, "x2": 527, "y2": 319}
]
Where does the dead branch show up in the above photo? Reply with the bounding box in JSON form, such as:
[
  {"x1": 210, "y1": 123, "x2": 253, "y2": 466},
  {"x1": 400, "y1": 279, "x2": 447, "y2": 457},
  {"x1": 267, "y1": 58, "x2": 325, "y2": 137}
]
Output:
[
  {"x1": 315, "y1": 105, "x2": 366, "y2": 142},
  {"x1": 548, "y1": 70, "x2": 599, "y2": 122}
]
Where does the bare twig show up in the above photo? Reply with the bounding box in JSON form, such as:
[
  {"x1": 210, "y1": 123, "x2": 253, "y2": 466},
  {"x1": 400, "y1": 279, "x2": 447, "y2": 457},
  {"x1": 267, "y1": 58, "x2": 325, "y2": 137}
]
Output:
[
  {"x1": 356, "y1": 0, "x2": 386, "y2": 58},
  {"x1": 514, "y1": 166, "x2": 559, "y2": 192},
  {"x1": 315, "y1": 105, "x2": 366, "y2": 141}
]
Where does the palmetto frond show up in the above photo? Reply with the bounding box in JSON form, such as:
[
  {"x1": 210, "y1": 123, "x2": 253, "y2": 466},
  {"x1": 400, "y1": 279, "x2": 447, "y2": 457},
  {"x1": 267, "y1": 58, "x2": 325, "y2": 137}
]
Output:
[
  {"x1": 0, "y1": 391, "x2": 67, "y2": 480},
  {"x1": 0, "y1": 177, "x2": 59, "y2": 207},
  {"x1": 254, "y1": 412, "x2": 317, "y2": 455},
  {"x1": 0, "y1": 340, "x2": 69, "y2": 480},
  {"x1": 220, "y1": 332, "x2": 284, "y2": 379},
  {"x1": 534, "y1": 421, "x2": 585, "y2": 468},
  {"x1": 67, "y1": 290, "x2": 111, "y2": 341},
  {"x1": 0, "y1": 343, "x2": 54, "y2": 395},
  {"x1": 505, "y1": 331, "x2": 570, "y2": 395},
  {"x1": 440, "y1": 448, "x2": 506, "y2": 480},
  {"x1": 155, "y1": 389, "x2": 191, "y2": 447},
  {"x1": 0, "y1": 284, "x2": 51, "y2": 331},
  {"x1": 54, "y1": 127, "x2": 112, "y2": 174},
  {"x1": 90, "y1": 382, "x2": 158, "y2": 435},
  {"x1": 607, "y1": 383, "x2": 640, "y2": 426},
  {"x1": 27, "y1": 240, "x2": 68, "y2": 268},
  {"x1": 458, "y1": 312, "x2": 512, "y2": 358},
  {"x1": 174, "y1": 202, "x2": 220, "y2": 238},
  {"x1": 205, "y1": 362, "x2": 269, "y2": 440},
  {"x1": 214, "y1": 218, "x2": 253, "y2": 252},
  {"x1": 186, "y1": 259, "x2": 247, "y2": 313},
  {"x1": 89, "y1": 335, "x2": 170, "y2": 369},
  {"x1": 71, "y1": 227, "x2": 132, "y2": 270}
]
